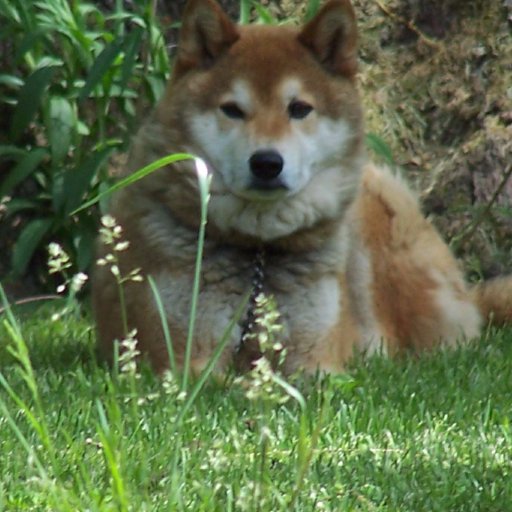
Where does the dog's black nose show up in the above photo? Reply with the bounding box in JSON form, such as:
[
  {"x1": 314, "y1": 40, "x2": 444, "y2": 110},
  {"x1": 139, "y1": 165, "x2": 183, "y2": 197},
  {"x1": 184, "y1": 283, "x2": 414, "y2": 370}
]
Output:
[{"x1": 249, "y1": 150, "x2": 284, "y2": 181}]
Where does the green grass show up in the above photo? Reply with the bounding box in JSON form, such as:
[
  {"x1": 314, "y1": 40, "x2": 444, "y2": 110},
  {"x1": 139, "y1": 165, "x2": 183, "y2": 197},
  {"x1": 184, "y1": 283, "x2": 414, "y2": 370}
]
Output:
[{"x1": 1, "y1": 305, "x2": 512, "y2": 511}]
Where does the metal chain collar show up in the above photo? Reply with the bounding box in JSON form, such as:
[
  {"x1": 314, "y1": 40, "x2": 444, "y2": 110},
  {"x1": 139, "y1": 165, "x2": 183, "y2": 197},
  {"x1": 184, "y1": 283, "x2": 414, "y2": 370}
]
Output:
[{"x1": 235, "y1": 246, "x2": 266, "y2": 369}]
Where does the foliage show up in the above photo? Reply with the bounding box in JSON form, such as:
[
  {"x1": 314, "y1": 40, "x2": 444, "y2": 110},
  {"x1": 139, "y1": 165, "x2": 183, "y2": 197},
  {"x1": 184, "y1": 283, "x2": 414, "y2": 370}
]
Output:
[{"x1": 0, "y1": 0, "x2": 169, "y2": 284}]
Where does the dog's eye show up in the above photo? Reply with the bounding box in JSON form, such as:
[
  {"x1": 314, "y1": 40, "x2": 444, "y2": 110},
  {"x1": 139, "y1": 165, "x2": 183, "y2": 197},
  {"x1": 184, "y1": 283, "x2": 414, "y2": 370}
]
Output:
[
  {"x1": 220, "y1": 102, "x2": 245, "y2": 120},
  {"x1": 288, "y1": 100, "x2": 313, "y2": 120}
]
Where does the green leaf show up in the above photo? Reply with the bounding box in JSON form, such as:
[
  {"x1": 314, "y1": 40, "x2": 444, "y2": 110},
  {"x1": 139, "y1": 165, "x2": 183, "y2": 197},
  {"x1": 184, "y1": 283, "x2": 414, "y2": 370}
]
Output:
[
  {"x1": 366, "y1": 133, "x2": 395, "y2": 167},
  {"x1": 11, "y1": 218, "x2": 53, "y2": 276},
  {"x1": 0, "y1": 74, "x2": 24, "y2": 88},
  {"x1": 0, "y1": 148, "x2": 47, "y2": 197},
  {"x1": 11, "y1": 66, "x2": 58, "y2": 141},
  {"x1": 76, "y1": 120, "x2": 90, "y2": 136},
  {"x1": 119, "y1": 26, "x2": 143, "y2": 91},
  {"x1": 0, "y1": 0, "x2": 20, "y2": 20},
  {"x1": 97, "y1": 179, "x2": 112, "y2": 214},
  {"x1": 0, "y1": 145, "x2": 27, "y2": 159},
  {"x1": 74, "y1": 219, "x2": 96, "y2": 271},
  {"x1": 48, "y1": 96, "x2": 75, "y2": 164},
  {"x1": 239, "y1": 0, "x2": 251, "y2": 24},
  {"x1": 79, "y1": 37, "x2": 124, "y2": 100},
  {"x1": 304, "y1": 0, "x2": 321, "y2": 22},
  {"x1": 51, "y1": 169, "x2": 66, "y2": 212},
  {"x1": 252, "y1": 3, "x2": 276, "y2": 24},
  {"x1": 3, "y1": 197, "x2": 39, "y2": 215},
  {"x1": 144, "y1": 74, "x2": 166, "y2": 104},
  {"x1": 15, "y1": 31, "x2": 45, "y2": 64},
  {"x1": 71, "y1": 153, "x2": 195, "y2": 215},
  {"x1": 63, "y1": 146, "x2": 114, "y2": 215}
]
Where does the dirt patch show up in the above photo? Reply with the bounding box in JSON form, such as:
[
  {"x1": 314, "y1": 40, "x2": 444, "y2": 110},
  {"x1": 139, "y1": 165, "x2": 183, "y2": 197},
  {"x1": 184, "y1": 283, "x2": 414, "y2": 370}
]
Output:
[{"x1": 352, "y1": 0, "x2": 512, "y2": 279}]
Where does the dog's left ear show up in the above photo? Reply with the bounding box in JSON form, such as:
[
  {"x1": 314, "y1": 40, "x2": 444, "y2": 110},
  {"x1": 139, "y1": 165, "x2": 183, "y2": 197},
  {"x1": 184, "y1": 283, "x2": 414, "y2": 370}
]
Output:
[
  {"x1": 298, "y1": 0, "x2": 358, "y2": 78},
  {"x1": 174, "y1": 0, "x2": 239, "y2": 76}
]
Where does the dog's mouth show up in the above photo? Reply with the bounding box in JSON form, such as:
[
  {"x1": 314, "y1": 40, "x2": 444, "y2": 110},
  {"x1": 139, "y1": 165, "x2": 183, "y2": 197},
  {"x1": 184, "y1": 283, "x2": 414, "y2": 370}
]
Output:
[
  {"x1": 235, "y1": 181, "x2": 290, "y2": 202},
  {"x1": 250, "y1": 174, "x2": 289, "y2": 192}
]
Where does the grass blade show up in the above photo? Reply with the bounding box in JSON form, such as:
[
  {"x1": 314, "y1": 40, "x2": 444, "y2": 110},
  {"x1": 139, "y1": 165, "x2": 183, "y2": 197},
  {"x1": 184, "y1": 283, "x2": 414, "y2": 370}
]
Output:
[
  {"x1": 175, "y1": 290, "x2": 250, "y2": 427},
  {"x1": 48, "y1": 96, "x2": 75, "y2": 165},
  {"x1": 148, "y1": 275, "x2": 176, "y2": 375},
  {"x1": 70, "y1": 153, "x2": 195, "y2": 215},
  {"x1": 366, "y1": 132, "x2": 395, "y2": 168},
  {"x1": 95, "y1": 399, "x2": 129, "y2": 512},
  {"x1": 119, "y1": 26, "x2": 144, "y2": 91},
  {"x1": 253, "y1": 3, "x2": 276, "y2": 24},
  {"x1": 239, "y1": 0, "x2": 251, "y2": 24},
  {"x1": 0, "y1": 397, "x2": 48, "y2": 481},
  {"x1": 79, "y1": 37, "x2": 124, "y2": 100}
]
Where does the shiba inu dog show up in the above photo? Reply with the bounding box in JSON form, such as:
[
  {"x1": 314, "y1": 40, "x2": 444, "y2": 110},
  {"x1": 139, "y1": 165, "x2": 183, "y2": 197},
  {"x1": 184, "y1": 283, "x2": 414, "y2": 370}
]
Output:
[{"x1": 92, "y1": 0, "x2": 512, "y2": 374}]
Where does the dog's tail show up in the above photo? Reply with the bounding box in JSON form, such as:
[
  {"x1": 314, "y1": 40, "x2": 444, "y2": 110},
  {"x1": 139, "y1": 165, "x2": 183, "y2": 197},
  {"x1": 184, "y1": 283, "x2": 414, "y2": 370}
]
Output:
[{"x1": 471, "y1": 276, "x2": 512, "y2": 326}]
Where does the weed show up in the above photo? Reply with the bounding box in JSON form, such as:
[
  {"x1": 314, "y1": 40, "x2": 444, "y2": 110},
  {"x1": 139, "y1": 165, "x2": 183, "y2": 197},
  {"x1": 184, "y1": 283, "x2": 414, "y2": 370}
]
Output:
[{"x1": 0, "y1": 0, "x2": 169, "y2": 283}]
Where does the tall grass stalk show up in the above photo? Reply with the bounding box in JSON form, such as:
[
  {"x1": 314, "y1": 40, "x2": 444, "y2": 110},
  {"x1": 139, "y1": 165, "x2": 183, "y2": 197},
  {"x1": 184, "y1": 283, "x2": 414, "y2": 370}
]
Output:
[
  {"x1": 289, "y1": 381, "x2": 330, "y2": 508},
  {"x1": 0, "y1": 391, "x2": 48, "y2": 481},
  {"x1": 96, "y1": 399, "x2": 129, "y2": 512},
  {"x1": 118, "y1": 276, "x2": 129, "y2": 337},
  {"x1": 0, "y1": 286, "x2": 57, "y2": 469},
  {"x1": 0, "y1": 285, "x2": 74, "y2": 508},
  {"x1": 181, "y1": 158, "x2": 211, "y2": 391},
  {"x1": 174, "y1": 291, "x2": 250, "y2": 428},
  {"x1": 148, "y1": 275, "x2": 177, "y2": 375}
]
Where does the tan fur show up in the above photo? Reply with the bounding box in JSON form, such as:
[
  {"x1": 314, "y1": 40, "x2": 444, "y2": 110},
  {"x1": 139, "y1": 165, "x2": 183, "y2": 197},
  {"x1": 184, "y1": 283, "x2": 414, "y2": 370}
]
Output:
[
  {"x1": 351, "y1": 165, "x2": 482, "y2": 353},
  {"x1": 92, "y1": 0, "x2": 512, "y2": 375},
  {"x1": 471, "y1": 276, "x2": 512, "y2": 326}
]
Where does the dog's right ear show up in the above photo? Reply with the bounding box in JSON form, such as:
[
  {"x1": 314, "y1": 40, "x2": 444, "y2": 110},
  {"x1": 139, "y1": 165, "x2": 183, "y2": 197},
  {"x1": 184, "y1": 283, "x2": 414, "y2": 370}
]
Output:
[{"x1": 173, "y1": 0, "x2": 239, "y2": 76}]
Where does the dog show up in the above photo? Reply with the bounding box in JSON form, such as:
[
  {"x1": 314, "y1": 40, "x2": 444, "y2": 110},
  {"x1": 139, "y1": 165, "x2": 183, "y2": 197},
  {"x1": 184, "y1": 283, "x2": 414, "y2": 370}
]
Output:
[{"x1": 92, "y1": 0, "x2": 512, "y2": 375}]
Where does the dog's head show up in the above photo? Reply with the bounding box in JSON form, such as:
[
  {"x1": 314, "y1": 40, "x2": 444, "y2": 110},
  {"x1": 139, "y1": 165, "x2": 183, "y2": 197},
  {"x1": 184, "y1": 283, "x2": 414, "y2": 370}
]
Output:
[{"x1": 157, "y1": 0, "x2": 364, "y2": 242}]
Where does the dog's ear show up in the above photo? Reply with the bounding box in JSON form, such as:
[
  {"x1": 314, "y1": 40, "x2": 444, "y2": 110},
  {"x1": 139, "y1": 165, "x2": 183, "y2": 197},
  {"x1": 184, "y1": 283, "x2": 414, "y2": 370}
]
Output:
[
  {"x1": 298, "y1": 0, "x2": 358, "y2": 78},
  {"x1": 174, "y1": 0, "x2": 239, "y2": 76}
]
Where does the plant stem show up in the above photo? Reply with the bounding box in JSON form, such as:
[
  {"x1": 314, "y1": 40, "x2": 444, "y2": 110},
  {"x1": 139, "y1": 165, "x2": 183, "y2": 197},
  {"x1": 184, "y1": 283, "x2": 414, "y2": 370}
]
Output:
[{"x1": 182, "y1": 160, "x2": 211, "y2": 391}]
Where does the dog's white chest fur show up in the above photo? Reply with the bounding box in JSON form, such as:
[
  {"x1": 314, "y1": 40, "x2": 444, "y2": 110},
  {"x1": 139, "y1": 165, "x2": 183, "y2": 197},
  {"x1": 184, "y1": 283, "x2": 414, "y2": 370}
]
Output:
[
  {"x1": 150, "y1": 254, "x2": 344, "y2": 372},
  {"x1": 279, "y1": 275, "x2": 340, "y2": 338}
]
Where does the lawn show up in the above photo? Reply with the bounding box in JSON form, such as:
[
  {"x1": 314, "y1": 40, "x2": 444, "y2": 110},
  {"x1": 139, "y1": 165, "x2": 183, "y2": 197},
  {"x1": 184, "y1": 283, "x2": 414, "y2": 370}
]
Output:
[{"x1": 1, "y1": 303, "x2": 511, "y2": 511}]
